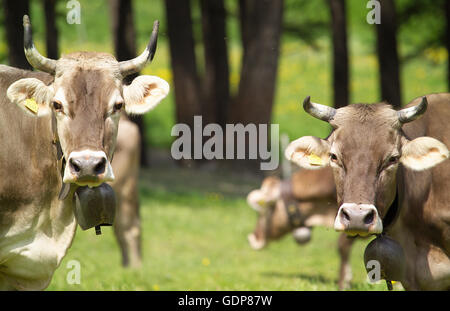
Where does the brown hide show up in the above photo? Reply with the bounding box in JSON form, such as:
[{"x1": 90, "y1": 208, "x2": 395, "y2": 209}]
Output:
[{"x1": 110, "y1": 115, "x2": 142, "y2": 268}]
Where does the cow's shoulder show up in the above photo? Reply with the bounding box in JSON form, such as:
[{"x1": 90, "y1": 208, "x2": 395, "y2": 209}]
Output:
[
  {"x1": 402, "y1": 93, "x2": 450, "y2": 144},
  {"x1": 0, "y1": 65, "x2": 53, "y2": 88}
]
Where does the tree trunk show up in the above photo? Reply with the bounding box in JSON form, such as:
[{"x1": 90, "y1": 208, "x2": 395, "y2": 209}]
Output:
[
  {"x1": 2, "y1": 0, "x2": 31, "y2": 69},
  {"x1": 43, "y1": 0, "x2": 59, "y2": 59},
  {"x1": 329, "y1": 0, "x2": 349, "y2": 108},
  {"x1": 165, "y1": 0, "x2": 202, "y2": 147},
  {"x1": 200, "y1": 0, "x2": 229, "y2": 126},
  {"x1": 231, "y1": 0, "x2": 283, "y2": 126},
  {"x1": 109, "y1": 0, "x2": 149, "y2": 167},
  {"x1": 376, "y1": 0, "x2": 402, "y2": 108},
  {"x1": 223, "y1": 0, "x2": 282, "y2": 170},
  {"x1": 446, "y1": 0, "x2": 450, "y2": 91}
]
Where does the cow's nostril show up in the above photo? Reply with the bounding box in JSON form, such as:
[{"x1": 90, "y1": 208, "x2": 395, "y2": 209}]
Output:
[
  {"x1": 94, "y1": 157, "x2": 106, "y2": 175},
  {"x1": 364, "y1": 210, "x2": 375, "y2": 225},
  {"x1": 69, "y1": 158, "x2": 81, "y2": 173},
  {"x1": 341, "y1": 209, "x2": 350, "y2": 221}
]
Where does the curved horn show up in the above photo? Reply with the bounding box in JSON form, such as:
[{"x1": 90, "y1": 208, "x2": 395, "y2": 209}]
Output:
[
  {"x1": 397, "y1": 96, "x2": 428, "y2": 124},
  {"x1": 119, "y1": 20, "x2": 159, "y2": 77},
  {"x1": 23, "y1": 15, "x2": 57, "y2": 74},
  {"x1": 303, "y1": 96, "x2": 337, "y2": 122}
]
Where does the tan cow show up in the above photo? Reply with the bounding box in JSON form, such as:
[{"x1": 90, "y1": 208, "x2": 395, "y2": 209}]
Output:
[
  {"x1": 247, "y1": 168, "x2": 355, "y2": 290},
  {"x1": 110, "y1": 115, "x2": 142, "y2": 268},
  {"x1": 0, "y1": 16, "x2": 168, "y2": 289},
  {"x1": 286, "y1": 95, "x2": 449, "y2": 290}
]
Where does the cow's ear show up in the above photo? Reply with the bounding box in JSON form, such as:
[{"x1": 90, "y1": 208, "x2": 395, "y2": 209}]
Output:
[
  {"x1": 7, "y1": 78, "x2": 53, "y2": 117},
  {"x1": 247, "y1": 190, "x2": 267, "y2": 213},
  {"x1": 400, "y1": 137, "x2": 449, "y2": 171},
  {"x1": 285, "y1": 136, "x2": 331, "y2": 169},
  {"x1": 123, "y1": 75, "x2": 169, "y2": 115}
]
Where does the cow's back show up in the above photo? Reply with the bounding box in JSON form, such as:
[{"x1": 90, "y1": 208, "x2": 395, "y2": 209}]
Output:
[
  {"x1": 109, "y1": 115, "x2": 142, "y2": 267},
  {"x1": 290, "y1": 167, "x2": 336, "y2": 201},
  {"x1": 395, "y1": 93, "x2": 450, "y2": 290},
  {"x1": 403, "y1": 93, "x2": 450, "y2": 152},
  {"x1": 0, "y1": 65, "x2": 58, "y2": 205},
  {"x1": 402, "y1": 94, "x2": 450, "y2": 229}
]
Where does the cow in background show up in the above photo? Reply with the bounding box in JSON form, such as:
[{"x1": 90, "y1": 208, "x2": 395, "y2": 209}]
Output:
[
  {"x1": 110, "y1": 115, "x2": 142, "y2": 268},
  {"x1": 247, "y1": 167, "x2": 355, "y2": 290}
]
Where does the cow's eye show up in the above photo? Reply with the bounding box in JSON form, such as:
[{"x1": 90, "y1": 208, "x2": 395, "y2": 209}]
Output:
[
  {"x1": 388, "y1": 156, "x2": 399, "y2": 165},
  {"x1": 330, "y1": 153, "x2": 338, "y2": 162},
  {"x1": 114, "y1": 102, "x2": 123, "y2": 111},
  {"x1": 52, "y1": 101, "x2": 62, "y2": 111}
]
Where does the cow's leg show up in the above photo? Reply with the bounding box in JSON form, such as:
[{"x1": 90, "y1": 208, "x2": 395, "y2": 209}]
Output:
[
  {"x1": 113, "y1": 180, "x2": 142, "y2": 268},
  {"x1": 337, "y1": 233, "x2": 354, "y2": 290}
]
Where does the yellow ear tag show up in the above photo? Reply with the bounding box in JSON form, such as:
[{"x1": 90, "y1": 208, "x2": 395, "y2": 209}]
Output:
[
  {"x1": 308, "y1": 153, "x2": 323, "y2": 166},
  {"x1": 257, "y1": 199, "x2": 266, "y2": 207},
  {"x1": 24, "y1": 98, "x2": 39, "y2": 115}
]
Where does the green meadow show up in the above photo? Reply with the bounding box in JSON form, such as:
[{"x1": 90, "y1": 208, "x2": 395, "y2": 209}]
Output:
[{"x1": 48, "y1": 164, "x2": 389, "y2": 291}]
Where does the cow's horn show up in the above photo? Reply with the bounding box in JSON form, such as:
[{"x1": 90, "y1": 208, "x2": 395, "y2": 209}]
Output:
[
  {"x1": 397, "y1": 96, "x2": 428, "y2": 124},
  {"x1": 23, "y1": 15, "x2": 57, "y2": 75},
  {"x1": 303, "y1": 96, "x2": 337, "y2": 122},
  {"x1": 119, "y1": 20, "x2": 159, "y2": 77}
]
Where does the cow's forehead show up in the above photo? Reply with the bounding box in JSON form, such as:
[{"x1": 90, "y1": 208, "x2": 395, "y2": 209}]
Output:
[
  {"x1": 330, "y1": 103, "x2": 401, "y2": 158},
  {"x1": 332, "y1": 124, "x2": 398, "y2": 160},
  {"x1": 55, "y1": 52, "x2": 121, "y2": 80},
  {"x1": 331, "y1": 103, "x2": 400, "y2": 129},
  {"x1": 50, "y1": 53, "x2": 123, "y2": 115}
]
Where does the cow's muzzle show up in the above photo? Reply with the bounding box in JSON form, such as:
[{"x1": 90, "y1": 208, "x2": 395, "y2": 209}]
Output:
[
  {"x1": 64, "y1": 150, "x2": 115, "y2": 186},
  {"x1": 247, "y1": 190, "x2": 266, "y2": 213},
  {"x1": 247, "y1": 233, "x2": 266, "y2": 250},
  {"x1": 334, "y1": 203, "x2": 383, "y2": 236}
]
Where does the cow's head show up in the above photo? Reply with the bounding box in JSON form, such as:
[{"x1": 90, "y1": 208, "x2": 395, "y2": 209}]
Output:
[
  {"x1": 285, "y1": 96, "x2": 449, "y2": 236},
  {"x1": 7, "y1": 16, "x2": 169, "y2": 187},
  {"x1": 247, "y1": 177, "x2": 282, "y2": 249},
  {"x1": 247, "y1": 177, "x2": 312, "y2": 249}
]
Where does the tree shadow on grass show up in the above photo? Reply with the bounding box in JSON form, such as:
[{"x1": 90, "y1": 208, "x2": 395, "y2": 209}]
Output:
[
  {"x1": 261, "y1": 271, "x2": 337, "y2": 287},
  {"x1": 261, "y1": 271, "x2": 390, "y2": 291}
]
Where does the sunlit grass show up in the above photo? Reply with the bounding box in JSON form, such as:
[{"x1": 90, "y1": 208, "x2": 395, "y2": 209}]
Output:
[{"x1": 48, "y1": 167, "x2": 387, "y2": 291}]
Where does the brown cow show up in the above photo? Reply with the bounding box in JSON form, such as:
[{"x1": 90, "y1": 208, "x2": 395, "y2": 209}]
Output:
[
  {"x1": 286, "y1": 94, "x2": 449, "y2": 290},
  {"x1": 247, "y1": 168, "x2": 355, "y2": 290},
  {"x1": 0, "y1": 16, "x2": 168, "y2": 289},
  {"x1": 110, "y1": 115, "x2": 142, "y2": 268}
]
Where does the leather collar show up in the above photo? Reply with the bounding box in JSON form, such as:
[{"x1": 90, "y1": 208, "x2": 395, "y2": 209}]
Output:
[
  {"x1": 381, "y1": 189, "x2": 400, "y2": 235},
  {"x1": 51, "y1": 111, "x2": 72, "y2": 201}
]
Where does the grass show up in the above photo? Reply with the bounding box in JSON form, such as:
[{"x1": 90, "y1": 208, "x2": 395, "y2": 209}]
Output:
[{"x1": 47, "y1": 164, "x2": 389, "y2": 291}]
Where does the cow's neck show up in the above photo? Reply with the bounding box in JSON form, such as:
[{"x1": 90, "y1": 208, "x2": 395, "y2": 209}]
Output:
[
  {"x1": 51, "y1": 115, "x2": 66, "y2": 199},
  {"x1": 380, "y1": 168, "x2": 403, "y2": 235},
  {"x1": 381, "y1": 188, "x2": 399, "y2": 234}
]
